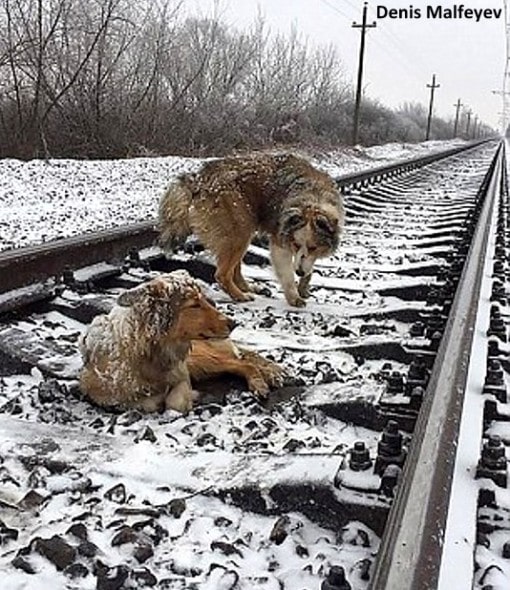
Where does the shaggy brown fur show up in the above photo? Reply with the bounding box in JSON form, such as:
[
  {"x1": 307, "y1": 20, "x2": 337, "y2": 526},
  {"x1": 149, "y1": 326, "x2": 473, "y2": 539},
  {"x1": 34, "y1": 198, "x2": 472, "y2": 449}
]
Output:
[
  {"x1": 79, "y1": 271, "x2": 283, "y2": 413},
  {"x1": 159, "y1": 153, "x2": 344, "y2": 307}
]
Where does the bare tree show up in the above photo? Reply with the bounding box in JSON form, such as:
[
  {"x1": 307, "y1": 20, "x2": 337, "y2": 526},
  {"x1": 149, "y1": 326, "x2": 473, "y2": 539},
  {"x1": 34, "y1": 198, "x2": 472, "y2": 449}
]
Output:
[{"x1": 0, "y1": 2, "x2": 475, "y2": 158}]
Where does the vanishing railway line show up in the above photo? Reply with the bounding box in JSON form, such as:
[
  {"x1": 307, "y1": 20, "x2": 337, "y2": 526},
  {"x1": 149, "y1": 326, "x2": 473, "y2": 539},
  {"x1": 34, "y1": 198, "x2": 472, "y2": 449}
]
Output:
[{"x1": 0, "y1": 139, "x2": 509, "y2": 589}]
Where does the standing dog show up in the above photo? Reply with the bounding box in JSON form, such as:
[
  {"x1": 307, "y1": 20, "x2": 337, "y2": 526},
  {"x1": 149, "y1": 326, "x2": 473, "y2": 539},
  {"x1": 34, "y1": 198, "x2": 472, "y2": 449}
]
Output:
[
  {"x1": 79, "y1": 271, "x2": 283, "y2": 413},
  {"x1": 159, "y1": 153, "x2": 344, "y2": 307}
]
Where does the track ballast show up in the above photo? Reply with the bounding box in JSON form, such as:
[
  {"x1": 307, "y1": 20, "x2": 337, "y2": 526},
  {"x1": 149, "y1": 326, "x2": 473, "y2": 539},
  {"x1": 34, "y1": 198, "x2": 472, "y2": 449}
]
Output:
[{"x1": 0, "y1": 139, "x2": 508, "y2": 590}]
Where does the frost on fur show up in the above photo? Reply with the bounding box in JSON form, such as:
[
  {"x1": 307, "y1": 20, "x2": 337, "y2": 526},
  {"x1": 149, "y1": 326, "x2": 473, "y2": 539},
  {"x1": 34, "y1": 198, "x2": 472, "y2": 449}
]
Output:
[
  {"x1": 79, "y1": 270, "x2": 231, "y2": 413},
  {"x1": 158, "y1": 177, "x2": 193, "y2": 252},
  {"x1": 156, "y1": 153, "x2": 344, "y2": 306}
]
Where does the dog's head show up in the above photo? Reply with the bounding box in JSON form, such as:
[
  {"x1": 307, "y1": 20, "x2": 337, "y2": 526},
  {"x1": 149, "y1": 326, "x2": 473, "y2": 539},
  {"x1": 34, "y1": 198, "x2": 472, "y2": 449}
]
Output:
[
  {"x1": 117, "y1": 270, "x2": 234, "y2": 341},
  {"x1": 279, "y1": 201, "x2": 343, "y2": 277}
]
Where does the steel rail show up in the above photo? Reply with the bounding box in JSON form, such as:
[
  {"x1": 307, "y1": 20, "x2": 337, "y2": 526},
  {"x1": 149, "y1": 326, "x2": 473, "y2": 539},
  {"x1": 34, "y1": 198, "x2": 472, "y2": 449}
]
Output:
[
  {"x1": 0, "y1": 221, "x2": 158, "y2": 295},
  {"x1": 369, "y1": 140, "x2": 505, "y2": 590},
  {"x1": 334, "y1": 137, "x2": 492, "y2": 191},
  {"x1": 0, "y1": 139, "x2": 496, "y2": 295}
]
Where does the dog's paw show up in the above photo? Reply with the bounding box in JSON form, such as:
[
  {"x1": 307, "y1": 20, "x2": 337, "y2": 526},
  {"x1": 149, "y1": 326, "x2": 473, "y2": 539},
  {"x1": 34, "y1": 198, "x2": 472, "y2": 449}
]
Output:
[
  {"x1": 265, "y1": 365, "x2": 287, "y2": 388},
  {"x1": 233, "y1": 291, "x2": 255, "y2": 302},
  {"x1": 287, "y1": 293, "x2": 306, "y2": 307},
  {"x1": 165, "y1": 382, "x2": 194, "y2": 413},
  {"x1": 248, "y1": 377, "x2": 270, "y2": 398},
  {"x1": 166, "y1": 397, "x2": 193, "y2": 414}
]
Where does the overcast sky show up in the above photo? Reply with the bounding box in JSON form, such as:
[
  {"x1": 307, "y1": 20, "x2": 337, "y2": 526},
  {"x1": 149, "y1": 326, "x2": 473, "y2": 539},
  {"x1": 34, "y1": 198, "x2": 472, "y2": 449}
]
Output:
[{"x1": 184, "y1": 0, "x2": 507, "y2": 132}]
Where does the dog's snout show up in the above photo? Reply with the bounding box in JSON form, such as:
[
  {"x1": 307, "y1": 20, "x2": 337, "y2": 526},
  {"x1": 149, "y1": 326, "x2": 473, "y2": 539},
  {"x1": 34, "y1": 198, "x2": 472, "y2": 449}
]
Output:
[
  {"x1": 296, "y1": 267, "x2": 306, "y2": 277},
  {"x1": 227, "y1": 317, "x2": 237, "y2": 331}
]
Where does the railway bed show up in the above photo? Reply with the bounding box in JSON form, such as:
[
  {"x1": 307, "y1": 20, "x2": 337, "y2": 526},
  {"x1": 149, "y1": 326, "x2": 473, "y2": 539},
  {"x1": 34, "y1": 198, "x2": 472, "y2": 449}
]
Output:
[{"x1": 0, "y1": 139, "x2": 508, "y2": 589}]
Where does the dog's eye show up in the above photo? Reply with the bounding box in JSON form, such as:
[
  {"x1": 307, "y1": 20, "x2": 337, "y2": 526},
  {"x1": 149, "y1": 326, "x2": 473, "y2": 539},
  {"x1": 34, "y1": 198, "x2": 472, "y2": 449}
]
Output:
[
  {"x1": 284, "y1": 212, "x2": 304, "y2": 231},
  {"x1": 315, "y1": 217, "x2": 335, "y2": 234}
]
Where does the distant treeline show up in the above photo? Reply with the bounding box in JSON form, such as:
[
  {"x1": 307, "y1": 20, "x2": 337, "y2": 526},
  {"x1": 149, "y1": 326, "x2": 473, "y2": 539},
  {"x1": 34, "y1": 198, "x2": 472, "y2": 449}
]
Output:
[{"x1": 0, "y1": 0, "x2": 493, "y2": 159}]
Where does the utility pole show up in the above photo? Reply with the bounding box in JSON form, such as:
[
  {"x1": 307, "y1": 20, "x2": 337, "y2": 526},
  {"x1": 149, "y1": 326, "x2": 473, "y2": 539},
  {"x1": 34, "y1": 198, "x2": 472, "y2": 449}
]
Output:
[
  {"x1": 492, "y1": 89, "x2": 510, "y2": 135},
  {"x1": 472, "y1": 115, "x2": 479, "y2": 138},
  {"x1": 497, "y1": 2, "x2": 510, "y2": 134},
  {"x1": 465, "y1": 109, "x2": 472, "y2": 138},
  {"x1": 453, "y1": 99, "x2": 463, "y2": 137},
  {"x1": 352, "y1": 2, "x2": 376, "y2": 145},
  {"x1": 498, "y1": 111, "x2": 510, "y2": 135},
  {"x1": 425, "y1": 74, "x2": 440, "y2": 141}
]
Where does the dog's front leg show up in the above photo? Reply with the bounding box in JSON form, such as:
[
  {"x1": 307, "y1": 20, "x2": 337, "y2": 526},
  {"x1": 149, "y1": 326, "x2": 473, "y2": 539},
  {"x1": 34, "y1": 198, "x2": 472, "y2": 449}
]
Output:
[
  {"x1": 165, "y1": 379, "x2": 194, "y2": 413},
  {"x1": 297, "y1": 273, "x2": 312, "y2": 299},
  {"x1": 270, "y1": 241, "x2": 305, "y2": 307}
]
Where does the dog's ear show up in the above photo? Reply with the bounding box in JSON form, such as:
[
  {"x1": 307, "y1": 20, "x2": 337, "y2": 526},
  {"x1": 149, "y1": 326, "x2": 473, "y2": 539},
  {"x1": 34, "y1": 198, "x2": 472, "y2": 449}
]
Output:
[
  {"x1": 118, "y1": 279, "x2": 185, "y2": 336},
  {"x1": 146, "y1": 289, "x2": 183, "y2": 335},
  {"x1": 280, "y1": 208, "x2": 306, "y2": 238},
  {"x1": 117, "y1": 283, "x2": 149, "y2": 307},
  {"x1": 117, "y1": 278, "x2": 176, "y2": 308}
]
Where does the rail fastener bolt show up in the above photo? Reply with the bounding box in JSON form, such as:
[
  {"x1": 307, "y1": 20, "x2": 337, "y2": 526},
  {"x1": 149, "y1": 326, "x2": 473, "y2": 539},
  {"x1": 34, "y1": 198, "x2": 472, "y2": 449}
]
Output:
[
  {"x1": 490, "y1": 280, "x2": 507, "y2": 305},
  {"x1": 379, "y1": 362, "x2": 393, "y2": 381},
  {"x1": 386, "y1": 371, "x2": 405, "y2": 395},
  {"x1": 487, "y1": 336, "x2": 503, "y2": 358},
  {"x1": 493, "y1": 260, "x2": 507, "y2": 278},
  {"x1": 429, "y1": 331, "x2": 443, "y2": 351},
  {"x1": 405, "y1": 356, "x2": 430, "y2": 395},
  {"x1": 487, "y1": 315, "x2": 507, "y2": 342},
  {"x1": 503, "y1": 541, "x2": 510, "y2": 559},
  {"x1": 478, "y1": 488, "x2": 498, "y2": 509},
  {"x1": 62, "y1": 267, "x2": 75, "y2": 286},
  {"x1": 127, "y1": 247, "x2": 140, "y2": 265},
  {"x1": 475, "y1": 435, "x2": 508, "y2": 488},
  {"x1": 482, "y1": 359, "x2": 508, "y2": 403},
  {"x1": 379, "y1": 464, "x2": 402, "y2": 498},
  {"x1": 501, "y1": 541, "x2": 510, "y2": 559},
  {"x1": 374, "y1": 420, "x2": 407, "y2": 476},
  {"x1": 409, "y1": 320, "x2": 426, "y2": 338},
  {"x1": 495, "y1": 233, "x2": 506, "y2": 250},
  {"x1": 321, "y1": 565, "x2": 352, "y2": 590},
  {"x1": 483, "y1": 399, "x2": 500, "y2": 426},
  {"x1": 349, "y1": 441, "x2": 373, "y2": 472},
  {"x1": 495, "y1": 244, "x2": 506, "y2": 259},
  {"x1": 425, "y1": 310, "x2": 445, "y2": 336},
  {"x1": 426, "y1": 288, "x2": 442, "y2": 306},
  {"x1": 409, "y1": 386, "x2": 425, "y2": 410}
]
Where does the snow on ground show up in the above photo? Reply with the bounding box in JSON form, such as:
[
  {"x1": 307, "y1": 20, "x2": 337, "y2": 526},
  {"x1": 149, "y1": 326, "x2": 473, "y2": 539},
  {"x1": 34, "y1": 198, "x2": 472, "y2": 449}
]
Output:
[
  {"x1": 0, "y1": 138, "x2": 484, "y2": 590},
  {"x1": 0, "y1": 139, "x2": 465, "y2": 253}
]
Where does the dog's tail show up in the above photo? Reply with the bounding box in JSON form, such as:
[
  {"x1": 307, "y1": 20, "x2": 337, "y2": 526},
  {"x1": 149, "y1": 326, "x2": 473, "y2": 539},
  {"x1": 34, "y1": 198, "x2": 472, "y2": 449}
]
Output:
[{"x1": 158, "y1": 175, "x2": 193, "y2": 252}]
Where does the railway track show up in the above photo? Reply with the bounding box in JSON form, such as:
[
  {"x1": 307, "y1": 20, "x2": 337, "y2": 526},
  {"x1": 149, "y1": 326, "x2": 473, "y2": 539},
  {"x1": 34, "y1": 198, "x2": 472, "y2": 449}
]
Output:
[{"x1": 0, "y1": 139, "x2": 508, "y2": 589}]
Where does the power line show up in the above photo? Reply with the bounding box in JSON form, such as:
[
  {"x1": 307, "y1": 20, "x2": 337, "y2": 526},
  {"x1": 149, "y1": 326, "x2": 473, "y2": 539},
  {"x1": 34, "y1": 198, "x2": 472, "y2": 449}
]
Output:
[
  {"x1": 318, "y1": 1, "x2": 427, "y2": 90},
  {"x1": 318, "y1": 0, "x2": 355, "y2": 22}
]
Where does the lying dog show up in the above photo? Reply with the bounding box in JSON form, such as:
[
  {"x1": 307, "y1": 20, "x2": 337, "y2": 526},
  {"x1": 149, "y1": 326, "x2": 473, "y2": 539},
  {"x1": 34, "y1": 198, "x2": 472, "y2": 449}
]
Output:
[
  {"x1": 159, "y1": 153, "x2": 344, "y2": 307},
  {"x1": 79, "y1": 271, "x2": 283, "y2": 413}
]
